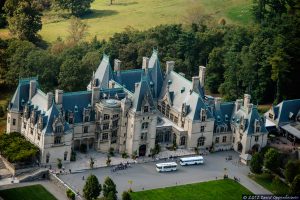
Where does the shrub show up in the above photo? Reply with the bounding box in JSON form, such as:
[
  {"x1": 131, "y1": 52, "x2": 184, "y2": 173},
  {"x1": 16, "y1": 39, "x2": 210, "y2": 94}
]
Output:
[
  {"x1": 70, "y1": 151, "x2": 76, "y2": 161},
  {"x1": 250, "y1": 153, "x2": 263, "y2": 174},
  {"x1": 131, "y1": 151, "x2": 137, "y2": 160},
  {"x1": 290, "y1": 174, "x2": 300, "y2": 195},
  {"x1": 57, "y1": 158, "x2": 62, "y2": 169},
  {"x1": 66, "y1": 189, "x2": 75, "y2": 200},
  {"x1": 284, "y1": 160, "x2": 300, "y2": 183},
  {"x1": 80, "y1": 143, "x2": 87, "y2": 153},
  {"x1": 109, "y1": 147, "x2": 114, "y2": 157},
  {"x1": 106, "y1": 155, "x2": 111, "y2": 166},
  {"x1": 122, "y1": 191, "x2": 132, "y2": 200},
  {"x1": 122, "y1": 152, "x2": 128, "y2": 158}
]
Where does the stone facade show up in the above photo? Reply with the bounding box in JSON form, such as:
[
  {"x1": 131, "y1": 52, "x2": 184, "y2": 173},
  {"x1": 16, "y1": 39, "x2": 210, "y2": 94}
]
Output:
[{"x1": 6, "y1": 50, "x2": 269, "y2": 164}]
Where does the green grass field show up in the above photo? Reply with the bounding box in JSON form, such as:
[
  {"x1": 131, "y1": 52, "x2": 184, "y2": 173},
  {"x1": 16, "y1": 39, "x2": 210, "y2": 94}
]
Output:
[
  {"x1": 0, "y1": 0, "x2": 252, "y2": 42},
  {"x1": 0, "y1": 184, "x2": 57, "y2": 200},
  {"x1": 130, "y1": 179, "x2": 252, "y2": 200}
]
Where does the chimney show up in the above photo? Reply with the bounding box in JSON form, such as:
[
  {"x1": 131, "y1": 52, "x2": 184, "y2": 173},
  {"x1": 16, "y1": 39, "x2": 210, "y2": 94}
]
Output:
[
  {"x1": 29, "y1": 80, "x2": 37, "y2": 99},
  {"x1": 166, "y1": 61, "x2": 175, "y2": 74},
  {"x1": 92, "y1": 86, "x2": 100, "y2": 105},
  {"x1": 235, "y1": 99, "x2": 243, "y2": 112},
  {"x1": 55, "y1": 89, "x2": 63, "y2": 105},
  {"x1": 46, "y1": 92, "x2": 53, "y2": 110},
  {"x1": 114, "y1": 59, "x2": 121, "y2": 76},
  {"x1": 214, "y1": 97, "x2": 222, "y2": 110},
  {"x1": 199, "y1": 66, "x2": 206, "y2": 88},
  {"x1": 192, "y1": 76, "x2": 200, "y2": 94},
  {"x1": 109, "y1": 80, "x2": 115, "y2": 89},
  {"x1": 142, "y1": 57, "x2": 149, "y2": 71},
  {"x1": 244, "y1": 94, "x2": 252, "y2": 114}
]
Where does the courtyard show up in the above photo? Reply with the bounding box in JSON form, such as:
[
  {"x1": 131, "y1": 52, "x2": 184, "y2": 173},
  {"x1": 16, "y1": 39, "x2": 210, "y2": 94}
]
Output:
[{"x1": 59, "y1": 151, "x2": 271, "y2": 198}]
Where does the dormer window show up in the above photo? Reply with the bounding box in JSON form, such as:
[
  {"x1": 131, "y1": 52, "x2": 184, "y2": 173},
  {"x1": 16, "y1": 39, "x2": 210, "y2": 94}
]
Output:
[
  {"x1": 54, "y1": 136, "x2": 61, "y2": 144},
  {"x1": 83, "y1": 108, "x2": 91, "y2": 122},
  {"x1": 225, "y1": 115, "x2": 229, "y2": 122},
  {"x1": 84, "y1": 116, "x2": 89, "y2": 122},
  {"x1": 74, "y1": 105, "x2": 78, "y2": 112},
  {"x1": 144, "y1": 106, "x2": 149, "y2": 113},
  {"x1": 38, "y1": 116, "x2": 43, "y2": 130},
  {"x1": 142, "y1": 122, "x2": 149, "y2": 129},
  {"x1": 104, "y1": 114, "x2": 110, "y2": 120},
  {"x1": 201, "y1": 109, "x2": 206, "y2": 122},
  {"x1": 55, "y1": 125, "x2": 63, "y2": 133},
  {"x1": 269, "y1": 113, "x2": 273, "y2": 119},
  {"x1": 255, "y1": 119, "x2": 260, "y2": 133}
]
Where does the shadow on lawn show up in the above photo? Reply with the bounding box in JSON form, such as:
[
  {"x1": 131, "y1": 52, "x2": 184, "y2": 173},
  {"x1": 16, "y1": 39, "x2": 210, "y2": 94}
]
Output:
[{"x1": 82, "y1": 9, "x2": 119, "y2": 20}]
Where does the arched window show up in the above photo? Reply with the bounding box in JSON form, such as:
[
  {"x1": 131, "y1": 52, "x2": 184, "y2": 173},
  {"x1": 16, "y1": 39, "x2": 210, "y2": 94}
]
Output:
[
  {"x1": 180, "y1": 136, "x2": 186, "y2": 146},
  {"x1": 197, "y1": 137, "x2": 205, "y2": 146}
]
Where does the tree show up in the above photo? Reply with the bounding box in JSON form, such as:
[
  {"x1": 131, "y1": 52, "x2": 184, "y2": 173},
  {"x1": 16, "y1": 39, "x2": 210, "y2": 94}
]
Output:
[
  {"x1": 4, "y1": 0, "x2": 42, "y2": 42},
  {"x1": 103, "y1": 177, "x2": 117, "y2": 199},
  {"x1": 250, "y1": 153, "x2": 263, "y2": 174},
  {"x1": 54, "y1": 0, "x2": 94, "y2": 17},
  {"x1": 264, "y1": 148, "x2": 280, "y2": 172},
  {"x1": 66, "y1": 188, "x2": 75, "y2": 200},
  {"x1": 89, "y1": 157, "x2": 95, "y2": 169},
  {"x1": 83, "y1": 174, "x2": 102, "y2": 200},
  {"x1": 284, "y1": 160, "x2": 300, "y2": 183},
  {"x1": 290, "y1": 174, "x2": 300, "y2": 195},
  {"x1": 122, "y1": 191, "x2": 132, "y2": 200},
  {"x1": 67, "y1": 17, "x2": 88, "y2": 45}
]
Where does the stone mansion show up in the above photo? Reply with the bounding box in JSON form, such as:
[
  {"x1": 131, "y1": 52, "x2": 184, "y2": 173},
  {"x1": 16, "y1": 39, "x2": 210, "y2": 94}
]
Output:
[{"x1": 6, "y1": 50, "x2": 268, "y2": 164}]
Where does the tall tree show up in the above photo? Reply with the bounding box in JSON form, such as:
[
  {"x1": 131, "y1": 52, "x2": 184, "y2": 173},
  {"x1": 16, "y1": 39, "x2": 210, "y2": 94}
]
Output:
[
  {"x1": 83, "y1": 174, "x2": 102, "y2": 200},
  {"x1": 4, "y1": 0, "x2": 42, "y2": 42},
  {"x1": 103, "y1": 177, "x2": 117, "y2": 199},
  {"x1": 284, "y1": 160, "x2": 300, "y2": 184},
  {"x1": 264, "y1": 148, "x2": 280, "y2": 172},
  {"x1": 54, "y1": 0, "x2": 94, "y2": 17}
]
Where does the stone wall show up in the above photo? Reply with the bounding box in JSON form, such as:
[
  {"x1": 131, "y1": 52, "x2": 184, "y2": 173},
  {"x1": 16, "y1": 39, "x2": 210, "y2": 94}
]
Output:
[
  {"x1": 0, "y1": 155, "x2": 38, "y2": 176},
  {"x1": 49, "y1": 173, "x2": 82, "y2": 200}
]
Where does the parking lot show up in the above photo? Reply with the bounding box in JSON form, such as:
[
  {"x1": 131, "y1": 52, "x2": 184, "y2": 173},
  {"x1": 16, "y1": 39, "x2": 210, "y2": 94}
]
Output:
[{"x1": 59, "y1": 151, "x2": 271, "y2": 197}]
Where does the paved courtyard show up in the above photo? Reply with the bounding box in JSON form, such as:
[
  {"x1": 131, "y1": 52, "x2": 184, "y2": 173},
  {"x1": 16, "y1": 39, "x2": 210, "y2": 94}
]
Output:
[{"x1": 59, "y1": 151, "x2": 271, "y2": 198}]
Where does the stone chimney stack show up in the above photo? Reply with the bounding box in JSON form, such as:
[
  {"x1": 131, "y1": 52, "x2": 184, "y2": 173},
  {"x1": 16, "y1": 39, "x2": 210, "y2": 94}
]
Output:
[
  {"x1": 235, "y1": 99, "x2": 243, "y2": 112},
  {"x1": 199, "y1": 66, "x2": 206, "y2": 88},
  {"x1": 192, "y1": 76, "x2": 200, "y2": 94},
  {"x1": 29, "y1": 80, "x2": 37, "y2": 99},
  {"x1": 214, "y1": 97, "x2": 222, "y2": 110},
  {"x1": 46, "y1": 92, "x2": 53, "y2": 110},
  {"x1": 55, "y1": 89, "x2": 63, "y2": 105},
  {"x1": 244, "y1": 94, "x2": 252, "y2": 114},
  {"x1": 166, "y1": 61, "x2": 175, "y2": 75},
  {"x1": 114, "y1": 59, "x2": 121, "y2": 76},
  {"x1": 92, "y1": 86, "x2": 100, "y2": 105},
  {"x1": 142, "y1": 57, "x2": 149, "y2": 72},
  {"x1": 109, "y1": 80, "x2": 115, "y2": 89}
]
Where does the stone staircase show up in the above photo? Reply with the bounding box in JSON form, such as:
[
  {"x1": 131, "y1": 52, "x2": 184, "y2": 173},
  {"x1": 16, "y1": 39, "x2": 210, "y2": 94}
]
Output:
[
  {"x1": 17, "y1": 168, "x2": 48, "y2": 182},
  {"x1": 0, "y1": 158, "x2": 11, "y2": 179}
]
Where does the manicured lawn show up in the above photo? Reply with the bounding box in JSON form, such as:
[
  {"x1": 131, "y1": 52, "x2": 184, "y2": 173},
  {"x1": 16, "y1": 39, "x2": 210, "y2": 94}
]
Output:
[
  {"x1": 249, "y1": 173, "x2": 290, "y2": 195},
  {"x1": 0, "y1": 0, "x2": 252, "y2": 42},
  {"x1": 0, "y1": 184, "x2": 57, "y2": 200},
  {"x1": 130, "y1": 179, "x2": 252, "y2": 200}
]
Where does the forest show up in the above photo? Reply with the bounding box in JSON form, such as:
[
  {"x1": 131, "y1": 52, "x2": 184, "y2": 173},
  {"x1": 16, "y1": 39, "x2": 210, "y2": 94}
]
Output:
[{"x1": 0, "y1": 0, "x2": 299, "y2": 105}]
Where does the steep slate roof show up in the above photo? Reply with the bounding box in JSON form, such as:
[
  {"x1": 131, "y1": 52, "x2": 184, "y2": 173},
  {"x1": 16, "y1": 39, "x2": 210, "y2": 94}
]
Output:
[
  {"x1": 31, "y1": 89, "x2": 48, "y2": 112},
  {"x1": 9, "y1": 79, "x2": 32, "y2": 112},
  {"x1": 185, "y1": 92, "x2": 213, "y2": 120},
  {"x1": 148, "y1": 50, "x2": 164, "y2": 98},
  {"x1": 132, "y1": 76, "x2": 155, "y2": 112},
  {"x1": 273, "y1": 99, "x2": 300, "y2": 124},
  {"x1": 113, "y1": 69, "x2": 143, "y2": 93},
  {"x1": 213, "y1": 102, "x2": 235, "y2": 131},
  {"x1": 88, "y1": 54, "x2": 113, "y2": 90}
]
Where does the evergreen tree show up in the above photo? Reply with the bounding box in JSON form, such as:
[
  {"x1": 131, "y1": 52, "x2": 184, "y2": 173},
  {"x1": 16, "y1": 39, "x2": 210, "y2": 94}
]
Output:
[
  {"x1": 264, "y1": 148, "x2": 280, "y2": 172},
  {"x1": 284, "y1": 160, "x2": 300, "y2": 184},
  {"x1": 103, "y1": 177, "x2": 117, "y2": 199},
  {"x1": 83, "y1": 174, "x2": 102, "y2": 200},
  {"x1": 250, "y1": 153, "x2": 262, "y2": 174}
]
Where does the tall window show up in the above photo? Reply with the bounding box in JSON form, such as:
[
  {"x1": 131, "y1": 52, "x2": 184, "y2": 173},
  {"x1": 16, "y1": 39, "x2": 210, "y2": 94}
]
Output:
[
  {"x1": 255, "y1": 136, "x2": 259, "y2": 142},
  {"x1": 83, "y1": 126, "x2": 88, "y2": 133},
  {"x1": 112, "y1": 120, "x2": 118, "y2": 128},
  {"x1": 54, "y1": 136, "x2": 61, "y2": 144},
  {"x1": 37, "y1": 133, "x2": 41, "y2": 140},
  {"x1": 180, "y1": 136, "x2": 186, "y2": 146},
  {"x1": 103, "y1": 123, "x2": 109, "y2": 130},
  {"x1": 102, "y1": 133, "x2": 108, "y2": 140},
  {"x1": 222, "y1": 136, "x2": 227, "y2": 143},
  {"x1": 13, "y1": 119, "x2": 16, "y2": 126},
  {"x1": 112, "y1": 130, "x2": 117, "y2": 138},
  {"x1": 55, "y1": 125, "x2": 63, "y2": 133},
  {"x1": 215, "y1": 137, "x2": 219, "y2": 144},
  {"x1": 104, "y1": 114, "x2": 110, "y2": 120},
  {"x1": 64, "y1": 151, "x2": 68, "y2": 161},
  {"x1": 200, "y1": 126, "x2": 205, "y2": 132},
  {"x1": 144, "y1": 106, "x2": 149, "y2": 113},
  {"x1": 46, "y1": 153, "x2": 50, "y2": 163},
  {"x1": 256, "y1": 126, "x2": 260, "y2": 133},
  {"x1": 142, "y1": 122, "x2": 149, "y2": 129},
  {"x1": 84, "y1": 115, "x2": 89, "y2": 122},
  {"x1": 201, "y1": 109, "x2": 206, "y2": 122},
  {"x1": 197, "y1": 137, "x2": 205, "y2": 146},
  {"x1": 141, "y1": 132, "x2": 147, "y2": 140}
]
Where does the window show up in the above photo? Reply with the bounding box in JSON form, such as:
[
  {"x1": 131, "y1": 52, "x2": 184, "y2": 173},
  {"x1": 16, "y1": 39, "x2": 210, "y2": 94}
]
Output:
[
  {"x1": 255, "y1": 136, "x2": 259, "y2": 142},
  {"x1": 84, "y1": 115, "x2": 89, "y2": 122},
  {"x1": 164, "y1": 131, "x2": 171, "y2": 142},
  {"x1": 144, "y1": 106, "x2": 149, "y2": 113},
  {"x1": 69, "y1": 117, "x2": 73, "y2": 124},
  {"x1": 157, "y1": 105, "x2": 161, "y2": 112},
  {"x1": 30, "y1": 128, "x2": 33, "y2": 135},
  {"x1": 174, "y1": 117, "x2": 178, "y2": 124},
  {"x1": 64, "y1": 151, "x2": 68, "y2": 161},
  {"x1": 84, "y1": 126, "x2": 88, "y2": 133},
  {"x1": 256, "y1": 126, "x2": 260, "y2": 133},
  {"x1": 142, "y1": 122, "x2": 148, "y2": 129},
  {"x1": 38, "y1": 133, "x2": 41, "y2": 140},
  {"x1": 104, "y1": 114, "x2": 110, "y2": 120},
  {"x1": 180, "y1": 136, "x2": 186, "y2": 146},
  {"x1": 201, "y1": 109, "x2": 206, "y2": 122},
  {"x1": 215, "y1": 137, "x2": 219, "y2": 144},
  {"x1": 113, "y1": 114, "x2": 119, "y2": 119},
  {"x1": 170, "y1": 113, "x2": 174, "y2": 121},
  {"x1": 112, "y1": 130, "x2": 117, "y2": 138},
  {"x1": 141, "y1": 132, "x2": 147, "y2": 140},
  {"x1": 55, "y1": 125, "x2": 63, "y2": 133},
  {"x1": 112, "y1": 120, "x2": 118, "y2": 128},
  {"x1": 233, "y1": 137, "x2": 235, "y2": 143},
  {"x1": 197, "y1": 137, "x2": 205, "y2": 146},
  {"x1": 54, "y1": 136, "x2": 61, "y2": 144},
  {"x1": 103, "y1": 123, "x2": 109, "y2": 130},
  {"x1": 102, "y1": 133, "x2": 108, "y2": 140},
  {"x1": 200, "y1": 126, "x2": 205, "y2": 132},
  {"x1": 13, "y1": 118, "x2": 16, "y2": 126},
  {"x1": 46, "y1": 153, "x2": 50, "y2": 163},
  {"x1": 23, "y1": 123, "x2": 26, "y2": 129},
  {"x1": 269, "y1": 113, "x2": 273, "y2": 119},
  {"x1": 222, "y1": 136, "x2": 227, "y2": 143}
]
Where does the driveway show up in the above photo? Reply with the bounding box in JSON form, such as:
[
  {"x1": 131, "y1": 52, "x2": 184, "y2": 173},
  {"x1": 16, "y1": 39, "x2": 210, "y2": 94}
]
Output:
[{"x1": 59, "y1": 151, "x2": 271, "y2": 197}]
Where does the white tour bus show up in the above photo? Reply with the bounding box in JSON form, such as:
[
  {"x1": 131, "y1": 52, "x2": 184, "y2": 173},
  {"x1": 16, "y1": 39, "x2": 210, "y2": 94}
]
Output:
[
  {"x1": 179, "y1": 156, "x2": 204, "y2": 166},
  {"x1": 156, "y1": 162, "x2": 178, "y2": 172}
]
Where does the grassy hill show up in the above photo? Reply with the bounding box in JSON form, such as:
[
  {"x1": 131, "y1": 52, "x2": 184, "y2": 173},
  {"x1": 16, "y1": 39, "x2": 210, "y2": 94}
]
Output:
[{"x1": 0, "y1": 0, "x2": 253, "y2": 42}]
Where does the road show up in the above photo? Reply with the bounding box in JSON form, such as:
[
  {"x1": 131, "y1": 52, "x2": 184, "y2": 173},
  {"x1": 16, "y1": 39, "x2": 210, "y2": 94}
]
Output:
[{"x1": 60, "y1": 151, "x2": 271, "y2": 197}]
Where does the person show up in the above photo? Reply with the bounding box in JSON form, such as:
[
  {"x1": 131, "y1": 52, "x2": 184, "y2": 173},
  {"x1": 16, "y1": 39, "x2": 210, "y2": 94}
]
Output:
[{"x1": 69, "y1": 169, "x2": 71, "y2": 174}]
